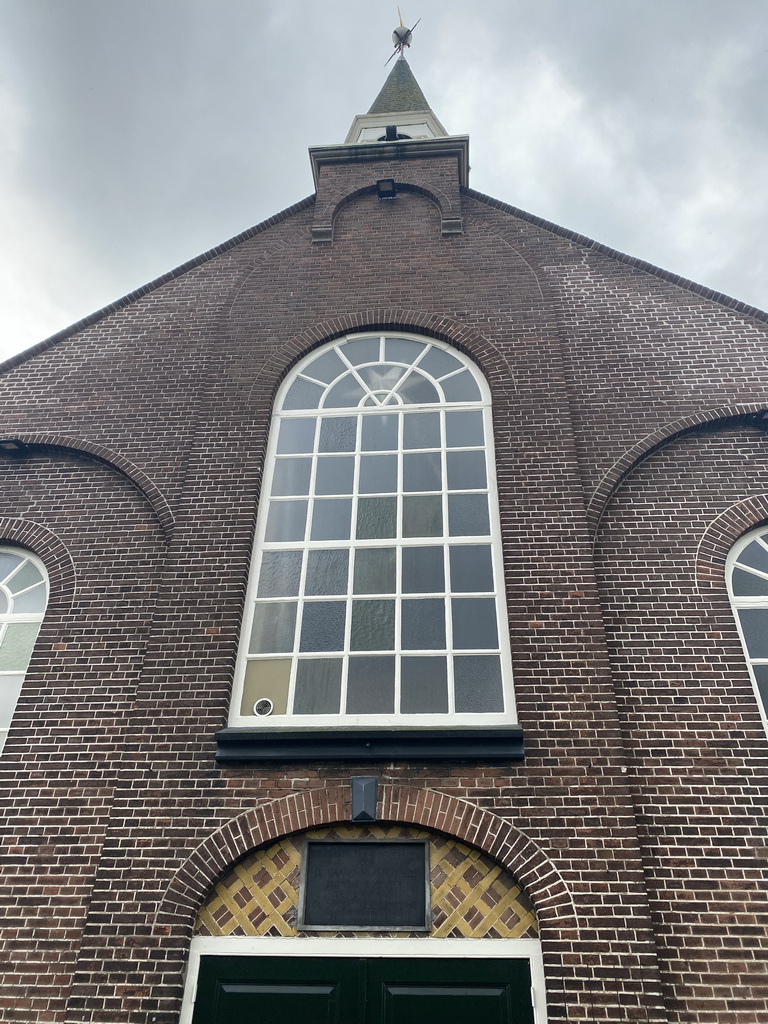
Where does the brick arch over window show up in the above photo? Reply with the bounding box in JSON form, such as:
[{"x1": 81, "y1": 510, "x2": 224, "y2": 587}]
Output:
[
  {"x1": 587, "y1": 405, "x2": 768, "y2": 538},
  {"x1": 154, "y1": 784, "x2": 576, "y2": 939},
  {"x1": 0, "y1": 519, "x2": 76, "y2": 609},
  {"x1": 695, "y1": 496, "x2": 768, "y2": 595}
]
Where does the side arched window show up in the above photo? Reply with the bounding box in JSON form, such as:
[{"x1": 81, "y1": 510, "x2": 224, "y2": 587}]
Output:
[
  {"x1": 0, "y1": 548, "x2": 49, "y2": 751},
  {"x1": 727, "y1": 525, "x2": 768, "y2": 730},
  {"x1": 231, "y1": 334, "x2": 516, "y2": 727}
]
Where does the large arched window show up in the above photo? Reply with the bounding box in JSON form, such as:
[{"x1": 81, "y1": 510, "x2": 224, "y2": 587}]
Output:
[
  {"x1": 0, "y1": 547, "x2": 49, "y2": 751},
  {"x1": 727, "y1": 525, "x2": 768, "y2": 731},
  {"x1": 230, "y1": 334, "x2": 516, "y2": 728}
]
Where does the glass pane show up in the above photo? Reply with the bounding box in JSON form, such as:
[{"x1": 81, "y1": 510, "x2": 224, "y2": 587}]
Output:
[
  {"x1": 276, "y1": 418, "x2": 316, "y2": 454},
  {"x1": 445, "y1": 409, "x2": 484, "y2": 448},
  {"x1": 396, "y1": 372, "x2": 440, "y2": 405},
  {"x1": 737, "y1": 537, "x2": 768, "y2": 574},
  {"x1": 402, "y1": 547, "x2": 444, "y2": 593},
  {"x1": 401, "y1": 657, "x2": 448, "y2": 713},
  {"x1": 441, "y1": 369, "x2": 482, "y2": 402},
  {"x1": 402, "y1": 495, "x2": 443, "y2": 538},
  {"x1": 418, "y1": 346, "x2": 463, "y2": 378},
  {"x1": 319, "y1": 416, "x2": 357, "y2": 453},
  {"x1": 738, "y1": 609, "x2": 768, "y2": 658},
  {"x1": 403, "y1": 412, "x2": 440, "y2": 450},
  {"x1": 249, "y1": 602, "x2": 296, "y2": 654},
  {"x1": 359, "y1": 454, "x2": 397, "y2": 494},
  {"x1": 6, "y1": 561, "x2": 43, "y2": 594},
  {"x1": 265, "y1": 500, "x2": 307, "y2": 542},
  {"x1": 454, "y1": 655, "x2": 504, "y2": 712},
  {"x1": 0, "y1": 592, "x2": 6, "y2": 614},
  {"x1": 271, "y1": 458, "x2": 312, "y2": 496},
  {"x1": 315, "y1": 456, "x2": 355, "y2": 495},
  {"x1": 293, "y1": 659, "x2": 342, "y2": 714},
  {"x1": 282, "y1": 377, "x2": 324, "y2": 410},
  {"x1": 403, "y1": 452, "x2": 441, "y2": 492},
  {"x1": 346, "y1": 656, "x2": 395, "y2": 713},
  {"x1": 402, "y1": 599, "x2": 446, "y2": 650},
  {"x1": 241, "y1": 659, "x2": 290, "y2": 716},
  {"x1": 731, "y1": 567, "x2": 768, "y2": 597},
  {"x1": 0, "y1": 673, "x2": 25, "y2": 729},
  {"x1": 754, "y1": 665, "x2": 768, "y2": 714},
  {"x1": 342, "y1": 337, "x2": 380, "y2": 365},
  {"x1": 300, "y1": 602, "x2": 346, "y2": 652},
  {"x1": 257, "y1": 551, "x2": 303, "y2": 598},
  {"x1": 448, "y1": 494, "x2": 490, "y2": 537},
  {"x1": 385, "y1": 338, "x2": 426, "y2": 364},
  {"x1": 361, "y1": 414, "x2": 398, "y2": 451},
  {"x1": 452, "y1": 598, "x2": 499, "y2": 649},
  {"x1": 353, "y1": 548, "x2": 396, "y2": 594},
  {"x1": 305, "y1": 549, "x2": 349, "y2": 596},
  {"x1": 358, "y1": 364, "x2": 407, "y2": 392},
  {"x1": 14, "y1": 583, "x2": 49, "y2": 613},
  {"x1": 449, "y1": 546, "x2": 494, "y2": 593},
  {"x1": 310, "y1": 499, "x2": 352, "y2": 540},
  {"x1": 0, "y1": 623, "x2": 41, "y2": 671},
  {"x1": 447, "y1": 450, "x2": 487, "y2": 490},
  {"x1": 324, "y1": 375, "x2": 366, "y2": 408},
  {"x1": 0, "y1": 552, "x2": 23, "y2": 584},
  {"x1": 356, "y1": 497, "x2": 397, "y2": 539},
  {"x1": 304, "y1": 348, "x2": 346, "y2": 384},
  {"x1": 351, "y1": 600, "x2": 395, "y2": 650}
]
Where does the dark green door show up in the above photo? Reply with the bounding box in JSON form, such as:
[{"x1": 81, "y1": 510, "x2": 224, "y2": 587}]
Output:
[{"x1": 192, "y1": 956, "x2": 534, "y2": 1024}]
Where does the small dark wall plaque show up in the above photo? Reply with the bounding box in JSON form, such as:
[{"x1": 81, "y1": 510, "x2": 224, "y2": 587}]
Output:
[{"x1": 299, "y1": 840, "x2": 430, "y2": 931}]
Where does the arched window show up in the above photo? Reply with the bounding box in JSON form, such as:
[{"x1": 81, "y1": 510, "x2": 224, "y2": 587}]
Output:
[
  {"x1": 728, "y1": 525, "x2": 768, "y2": 731},
  {"x1": 230, "y1": 334, "x2": 516, "y2": 728},
  {"x1": 0, "y1": 547, "x2": 49, "y2": 751}
]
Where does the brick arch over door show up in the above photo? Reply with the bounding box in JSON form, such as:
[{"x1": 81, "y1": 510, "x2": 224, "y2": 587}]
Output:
[{"x1": 154, "y1": 783, "x2": 577, "y2": 940}]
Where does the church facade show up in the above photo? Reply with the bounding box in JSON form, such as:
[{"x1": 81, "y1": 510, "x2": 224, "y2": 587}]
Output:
[{"x1": 0, "y1": 56, "x2": 766, "y2": 1024}]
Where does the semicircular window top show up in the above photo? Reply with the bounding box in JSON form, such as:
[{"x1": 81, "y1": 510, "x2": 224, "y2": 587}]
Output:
[
  {"x1": 0, "y1": 548, "x2": 49, "y2": 752},
  {"x1": 229, "y1": 334, "x2": 518, "y2": 736},
  {"x1": 728, "y1": 525, "x2": 768, "y2": 730}
]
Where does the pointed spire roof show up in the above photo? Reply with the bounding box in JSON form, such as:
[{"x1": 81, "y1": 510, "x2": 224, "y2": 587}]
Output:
[{"x1": 368, "y1": 57, "x2": 431, "y2": 115}]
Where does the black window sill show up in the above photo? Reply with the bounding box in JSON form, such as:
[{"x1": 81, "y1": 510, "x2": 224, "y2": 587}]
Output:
[{"x1": 215, "y1": 726, "x2": 524, "y2": 763}]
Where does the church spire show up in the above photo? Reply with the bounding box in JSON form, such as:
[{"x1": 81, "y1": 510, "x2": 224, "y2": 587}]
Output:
[{"x1": 344, "y1": 57, "x2": 448, "y2": 144}]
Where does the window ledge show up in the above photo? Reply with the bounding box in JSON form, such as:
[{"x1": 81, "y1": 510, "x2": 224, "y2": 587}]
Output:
[{"x1": 215, "y1": 726, "x2": 524, "y2": 763}]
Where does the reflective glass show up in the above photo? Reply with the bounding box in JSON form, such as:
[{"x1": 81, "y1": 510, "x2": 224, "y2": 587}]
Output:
[
  {"x1": 9, "y1": 586, "x2": 47, "y2": 614},
  {"x1": 353, "y1": 548, "x2": 396, "y2": 594},
  {"x1": 241, "y1": 659, "x2": 290, "y2": 716},
  {"x1": 441, "y1": 369, "x2": 482, "y2": 402},
  {"x1": 0, "y1": 592, "x2": 6, "y2": 614},
  {"x1": 452, "y1": 598, "x2": 499, "y2": 649},
  {"x1": 396, "y1": 372, "x2": 440, "y2": 405},
  {"x1": 293, "y1": 659, "x2": 342, "y2": 713},
  {"x1": 283, "y1": 377, "x2": 324, "y2": 410},
  {"x1": 0, "y1": 623, "x2": 41, "y2": 671},
  {"x1": 447, "y1": 450, "x2": 487, "y2": 490},
  {"x1": 448, "y1": 494, "x2": 489, "y2": 537},
  {"x1": 754, "y1": 665, "x2": 768, "y2": 713},
  {"x1": 401, "y1": 599, "x2": 446, "y2": 650},
  {"x1": 402, "y1": 547, "x2": 444, "y2": 593},
  {"x1": 400, "y1": 657, "x2": 448, "y2": 713},
  {"x1": 310, "y1": 499, "x2": 352, "y2": 540},
  {"x1": 0, "y1": 673, "x2": 25, "y2": 724},
  {"x1": 324, "y1": 375, "x2": 366, "y2": 408},
  {"x1": 277, "y1": 418, "x2": 316, "y2": 454},
  {"x1": 264, "y1": 500, "x2": 307, "y2": 542},
  {"x1": 356, "y1": 497, "x2": 397, "y2": 539},
  {"x1": 738, "y1": 609, "x2": 768, "y2": 658},
  {"x1": 454, "y1": 655, "x2": 504, "y2": 712},
  {"x1": 418, "y1": 347, "x2": 463, "y2": 378},
  {"x1": 257, "y1": 551, "x2": 303, "y2": 598},
  {"x1": 346, "y1": 656, "x2": 395, "y2": 713},
  {"x1": 385, "y1": 338, "x2": 426, "y2": 364},
  {"x1": 343, "y1": 337, "x2": 380, "y2": 365},
  {"x1": 249, "y1": 602, "x2": 297, "y2": 655},
  {"x1": 319, "y1": 417, "x2": 357, "y2": 452},
  {"x1": 359, "y1": 454, "x2": 397, "y2": 494},
  {"x1": 350, "y1": 600, "x2": 395, "y2": 650},
  {"x1": 403, "y1": 412, "x2": 440, "y2": 450},
  {"x1": 315, "y1": 456, "x2": 355, "y2": 495},
  {"x1": 446, "y1": 410, "x2": 484, "y2": 448},
  {"x1": 300, "y1": 602, "x2": 346, "y2": 652},
  {"x1": 0, "y1": 553, "x2": 23, "y2": 583},
  {"x1": 402, "y1": 495, "x2": 443, "y2": 538},
  {"x1": 361, "y1": 414, "x2": 398, "y2": 451},
  {"x1": 305, "y1": 550, "x2": 349, "y2": 595},
  {"x1": 731, "y1": 567, "x2": 768, "y2": 597},
  {"x1": 271, "y1": 458, "x2": 312, "y2": 496},
  {"x1": 304, "y1": 348, "x2": 346, "y2": 384},
  {"x1": 359, "y1": 364, "x2": 407, "y2": 392},
  {"x1": 449, "y1": 546, "x2": 494, "y2": 593},
  {"x1": 737, "y1": 538, "x2": 768, "y2": 574},
  {"x1": 6, "y1": 561, "x2": 43, "y2": 594},
  {"x1": 403, "y1": 452, "x2": 441, "y2": 492}
]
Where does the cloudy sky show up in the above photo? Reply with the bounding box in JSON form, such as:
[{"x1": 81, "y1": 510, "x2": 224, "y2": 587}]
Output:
[{"x1": 1, "y1": 0, "x2": 767, "y2": 361}]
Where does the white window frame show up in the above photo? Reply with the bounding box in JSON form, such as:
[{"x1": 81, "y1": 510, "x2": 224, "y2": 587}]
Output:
[
  {"x1": 726, "y1": 526, "x2": 768, "y2": 734},
  {"x1": 229, "y1": 332, "x2": 517, "y2": 729}
]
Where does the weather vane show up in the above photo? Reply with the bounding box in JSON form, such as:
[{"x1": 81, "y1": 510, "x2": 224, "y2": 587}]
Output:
[{"x1": 385, "y1": 7, "x2": 421, "y2": 66}]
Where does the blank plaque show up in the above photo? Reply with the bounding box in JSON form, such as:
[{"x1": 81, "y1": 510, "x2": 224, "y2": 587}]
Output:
[{"x1": 299, "y1": 840, "x2": 429, "y2": 931}]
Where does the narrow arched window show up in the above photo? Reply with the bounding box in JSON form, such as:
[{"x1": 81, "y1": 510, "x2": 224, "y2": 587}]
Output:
[
  {"x1": 231, "y1": 334, "x2": 516, "y2": 727},
  {"x1": 0, "y1": 548, "x2": 49, "y2": 751},
  {"x1": 728, "y1": 526, "x2": 768, "y2": 730}
]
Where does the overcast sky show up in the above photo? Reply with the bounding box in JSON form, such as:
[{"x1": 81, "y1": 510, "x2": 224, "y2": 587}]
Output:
[{"x1": 1, "y1": 0, "x2": 767, "y2": 361}]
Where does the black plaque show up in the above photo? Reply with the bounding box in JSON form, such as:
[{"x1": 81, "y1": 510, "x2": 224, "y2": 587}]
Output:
[{"x1": 299, "y1": 840, "x2": 429, "y2": 931}]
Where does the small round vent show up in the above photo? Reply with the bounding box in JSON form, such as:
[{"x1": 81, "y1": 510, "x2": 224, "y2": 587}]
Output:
[{"x1": 253, "y1": 698, "x2": 274, "y2": 717}]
